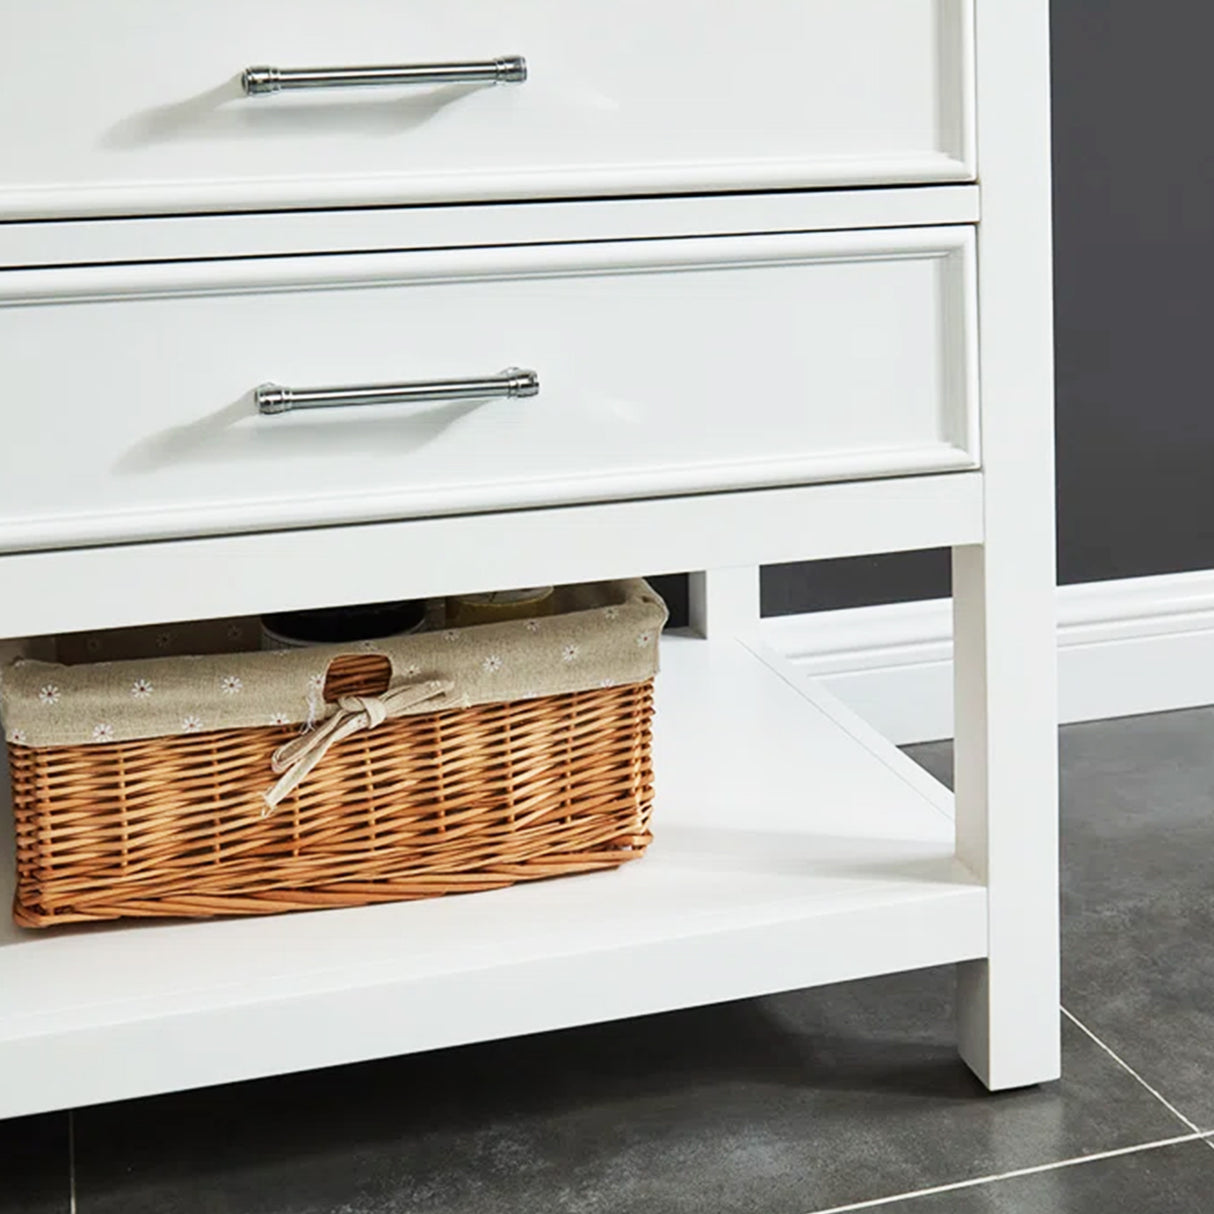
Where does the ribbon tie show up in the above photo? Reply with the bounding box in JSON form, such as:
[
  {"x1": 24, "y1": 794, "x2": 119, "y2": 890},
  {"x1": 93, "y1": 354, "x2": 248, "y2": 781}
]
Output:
[{"x1": 263, "y1": 677, "x2": 455, "y2": 814}]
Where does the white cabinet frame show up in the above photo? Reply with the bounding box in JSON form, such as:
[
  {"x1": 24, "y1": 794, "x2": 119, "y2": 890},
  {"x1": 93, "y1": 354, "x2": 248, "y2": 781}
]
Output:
[{"x1": 0, "y1": 2, "x2": 1058, "y2": 1113}]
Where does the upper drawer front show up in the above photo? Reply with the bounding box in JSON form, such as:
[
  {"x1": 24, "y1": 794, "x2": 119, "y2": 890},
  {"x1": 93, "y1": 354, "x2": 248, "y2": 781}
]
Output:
[
  {"x1": 0, "y1": 1, "x2": 974, "y2": 219},
  {"x1": 0, "y1": 228, "x2": 977, "y2": 553}
]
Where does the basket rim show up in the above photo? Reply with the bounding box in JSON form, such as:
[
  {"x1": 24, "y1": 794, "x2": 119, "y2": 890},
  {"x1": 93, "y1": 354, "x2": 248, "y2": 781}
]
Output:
[{"x1": 2, "y1": 579, "x2": 667, "y2": 750}]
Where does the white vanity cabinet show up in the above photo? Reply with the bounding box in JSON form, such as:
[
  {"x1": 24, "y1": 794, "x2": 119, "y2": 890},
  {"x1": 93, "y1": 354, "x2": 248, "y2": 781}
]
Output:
[{"x1": 0, "y1": 1, "x2": 1059, "y2": 1116}]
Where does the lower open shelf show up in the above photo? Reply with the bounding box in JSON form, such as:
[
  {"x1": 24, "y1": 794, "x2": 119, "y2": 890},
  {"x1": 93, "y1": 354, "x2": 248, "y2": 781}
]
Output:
[{"x1": 0, "y1": 633, "x2": 985, "y2": 1117}]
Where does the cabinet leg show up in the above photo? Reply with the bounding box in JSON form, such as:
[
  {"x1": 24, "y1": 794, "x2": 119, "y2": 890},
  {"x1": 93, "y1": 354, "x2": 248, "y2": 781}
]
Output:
[
  {"x1": 687, "y1": 567, "x2": 760, "y2": 640},
  {"x1": 952, "y1": 543, "x2": 1060, "y2": 1090}
]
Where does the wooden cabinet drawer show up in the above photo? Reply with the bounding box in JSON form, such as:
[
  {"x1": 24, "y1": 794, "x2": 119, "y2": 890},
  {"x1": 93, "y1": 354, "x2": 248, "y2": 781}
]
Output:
[
  {"x1": 0, "y1": 1, "x2": 973, "y2": 219},
  {"x1": 0, "y1": 228, "x2": 977, "y2": 553}
]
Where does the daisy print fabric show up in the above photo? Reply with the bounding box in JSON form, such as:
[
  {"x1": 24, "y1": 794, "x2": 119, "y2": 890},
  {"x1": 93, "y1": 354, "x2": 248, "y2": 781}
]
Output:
[{"x1": 0, "y1": 580, "x2": 667, "y2": 748}]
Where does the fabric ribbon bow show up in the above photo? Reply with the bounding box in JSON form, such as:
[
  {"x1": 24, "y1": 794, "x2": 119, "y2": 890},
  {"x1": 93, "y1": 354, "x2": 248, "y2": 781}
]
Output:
[{"x1": 262, "y1": 677, "x2": 455, "y2": 814}]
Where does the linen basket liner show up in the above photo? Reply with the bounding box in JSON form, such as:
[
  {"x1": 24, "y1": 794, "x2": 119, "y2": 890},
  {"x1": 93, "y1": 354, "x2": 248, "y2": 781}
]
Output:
[{"x1": 0, "y1": 579, "x2": 667, "y2": 749}]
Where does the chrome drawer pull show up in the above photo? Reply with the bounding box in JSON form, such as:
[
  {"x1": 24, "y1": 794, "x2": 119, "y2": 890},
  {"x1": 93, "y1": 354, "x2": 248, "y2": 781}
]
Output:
[
  {"x1": 255, "y1": 368, "x2": 539, "y2": 416},
  {"x1": 242, "y1": 57, "x2": 527, "y2": 95}
]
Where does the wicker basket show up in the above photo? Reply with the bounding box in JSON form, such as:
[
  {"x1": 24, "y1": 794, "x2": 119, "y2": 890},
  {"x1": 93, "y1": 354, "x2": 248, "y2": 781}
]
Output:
[{"x1": 3, "y1": 581, "x2": 664, "y2": 927}]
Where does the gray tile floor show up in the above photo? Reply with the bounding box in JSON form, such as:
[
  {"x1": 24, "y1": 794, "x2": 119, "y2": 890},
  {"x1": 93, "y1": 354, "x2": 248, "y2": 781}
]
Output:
[{"x1": 3, "y1": 707, "x2": 1213, "y2": 1212}]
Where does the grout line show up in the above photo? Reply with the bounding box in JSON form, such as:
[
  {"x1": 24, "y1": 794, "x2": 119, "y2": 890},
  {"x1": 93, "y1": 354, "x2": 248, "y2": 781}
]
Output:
[
  {"x1": 1060, "y1": 1006, "x2": 1203, "y2": 1133},
  {"x1": 805, "y1": 1131, "x2": 1208, "y2": 1214},
  {"x1": 68, "y1": 1109, "x2": 77, "y2": 1214}
]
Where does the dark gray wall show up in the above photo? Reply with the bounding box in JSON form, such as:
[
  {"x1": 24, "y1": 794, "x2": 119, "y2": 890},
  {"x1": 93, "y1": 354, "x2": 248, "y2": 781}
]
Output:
[{"x1": 736, "y1": 3, "x2": 1214, "y2": 619}]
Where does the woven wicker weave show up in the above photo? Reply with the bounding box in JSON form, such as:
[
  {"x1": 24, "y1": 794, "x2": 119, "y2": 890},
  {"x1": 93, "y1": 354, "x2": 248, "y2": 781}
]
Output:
[{"x1": 9, "y1": 651, "x2": 655, "y2": 927}]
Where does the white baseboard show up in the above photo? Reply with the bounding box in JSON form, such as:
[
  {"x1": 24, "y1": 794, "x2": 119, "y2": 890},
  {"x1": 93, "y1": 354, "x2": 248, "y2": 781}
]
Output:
[{"x1": 761, "y1": 570, "x2": 1214, "y2": 745}]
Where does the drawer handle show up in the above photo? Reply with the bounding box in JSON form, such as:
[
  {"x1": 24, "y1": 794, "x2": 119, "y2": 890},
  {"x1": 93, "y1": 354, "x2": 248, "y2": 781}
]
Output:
[
  {"x1": 255, "y1": 368, "x2": 540, "y2": 415},
  {"x1": 242, "y1": 57, "x2": 527, "y2": 95}
]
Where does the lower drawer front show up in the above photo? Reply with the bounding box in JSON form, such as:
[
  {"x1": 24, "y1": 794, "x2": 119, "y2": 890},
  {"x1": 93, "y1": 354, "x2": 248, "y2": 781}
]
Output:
[{"x1": 0, "y1": 228, "x2": 977, "y2": 552}]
